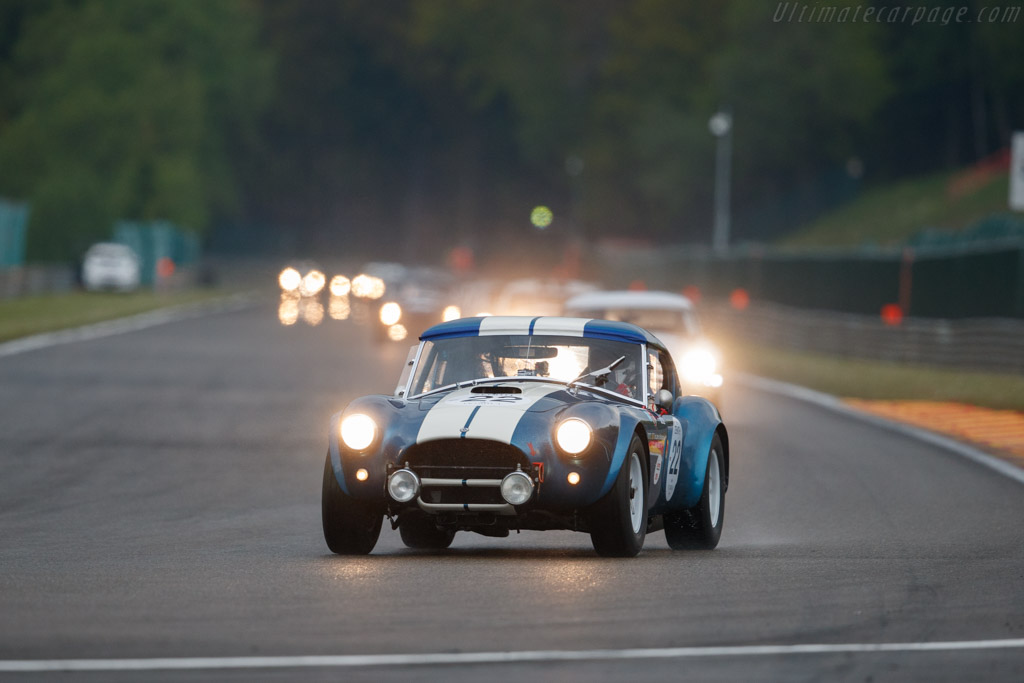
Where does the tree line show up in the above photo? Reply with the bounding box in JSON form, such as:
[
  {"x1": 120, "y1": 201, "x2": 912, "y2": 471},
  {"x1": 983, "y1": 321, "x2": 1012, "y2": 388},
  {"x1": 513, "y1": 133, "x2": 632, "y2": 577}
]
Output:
[{"x1": 0, "y1": 0, "x2": 1020, "y2": 262}]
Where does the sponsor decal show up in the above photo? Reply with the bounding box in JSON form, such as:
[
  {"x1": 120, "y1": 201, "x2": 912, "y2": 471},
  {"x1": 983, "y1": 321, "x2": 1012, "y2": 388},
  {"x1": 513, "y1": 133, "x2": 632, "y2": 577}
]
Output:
[
  {"x1": 664, "y1": 417, "x2": 683, "y2": 501},
  {"x1": 649, "y1": 434, "x2": 666, "y2": 486}
]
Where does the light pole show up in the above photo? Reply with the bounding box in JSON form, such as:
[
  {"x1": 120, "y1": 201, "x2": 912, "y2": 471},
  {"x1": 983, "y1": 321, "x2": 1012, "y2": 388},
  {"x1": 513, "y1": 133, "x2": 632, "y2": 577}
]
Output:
[{"x1": 709, "y1": 111, "x2": 732, "y2": 253}]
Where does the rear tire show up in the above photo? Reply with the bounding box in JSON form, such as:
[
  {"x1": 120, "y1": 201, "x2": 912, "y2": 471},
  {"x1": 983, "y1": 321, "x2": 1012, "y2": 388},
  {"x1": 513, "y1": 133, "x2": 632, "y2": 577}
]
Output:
[
  {"x1": 590, "y1": 434, "x2": 648, "y2": 557},
  {"x1": 665, "y1": 434, "x2": 724, "y2": 550},
  {"x1": 322, "y1": 454, "x2": 383, "y2": 555},
  {"x1": 399, "y1": 516, "x2": 455, "y2": 549}
]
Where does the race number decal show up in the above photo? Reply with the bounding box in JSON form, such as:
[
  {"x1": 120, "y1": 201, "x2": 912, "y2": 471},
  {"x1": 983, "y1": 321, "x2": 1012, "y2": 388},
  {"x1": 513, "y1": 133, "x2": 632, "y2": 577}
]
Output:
[{"x1": 664, "y1": 417, "x2": 684, "y2": 501}]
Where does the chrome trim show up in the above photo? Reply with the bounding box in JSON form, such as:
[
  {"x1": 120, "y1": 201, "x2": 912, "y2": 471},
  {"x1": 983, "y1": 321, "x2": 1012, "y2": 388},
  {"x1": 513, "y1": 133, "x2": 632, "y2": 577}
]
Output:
[
  {"x1": 401, "y1": 341, "x2": 427, "y2": 398},
  {"x1": 420, "y1": 478, "x2": 503, "y2": 487},
  {"x1": 416, "y1": 500, "x2": 516, "y2": 515}
]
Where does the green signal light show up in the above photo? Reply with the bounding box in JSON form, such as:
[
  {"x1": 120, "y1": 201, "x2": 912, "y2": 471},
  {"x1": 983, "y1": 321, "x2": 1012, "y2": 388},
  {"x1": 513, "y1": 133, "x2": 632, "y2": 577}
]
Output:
[{"x1": 531, "y1": 206, "x2": 553, "y2": 229}]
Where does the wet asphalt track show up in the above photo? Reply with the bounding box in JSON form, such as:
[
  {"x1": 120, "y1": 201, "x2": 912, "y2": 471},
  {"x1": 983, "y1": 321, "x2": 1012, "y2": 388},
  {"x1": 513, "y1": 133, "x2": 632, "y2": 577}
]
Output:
[{"x1": 1, "y1": 302, "x2": 1023, "y2": 682}]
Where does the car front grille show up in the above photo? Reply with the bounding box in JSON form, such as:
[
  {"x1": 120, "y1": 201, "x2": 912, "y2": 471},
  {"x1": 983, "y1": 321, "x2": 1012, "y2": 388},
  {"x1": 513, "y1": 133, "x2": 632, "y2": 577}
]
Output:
[{"x1": 401, "y1": 438, "x2": 532, "y2": 480}]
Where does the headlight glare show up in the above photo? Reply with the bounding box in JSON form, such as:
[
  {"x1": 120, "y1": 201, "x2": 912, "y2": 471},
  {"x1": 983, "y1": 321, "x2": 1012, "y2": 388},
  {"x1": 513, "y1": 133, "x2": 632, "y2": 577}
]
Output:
[
  {"x1": 680, "y1": 348, "x2": 717, "y2": 384},
  {"x1": 380, "y1": 302, "x2": 402, "y2": 326},
  {"x1": 340, "y1": 413, "x2": 377, "y2": 451},
  {"x1": 556, "y1": 418, "x2": 592, "y2": 455}
]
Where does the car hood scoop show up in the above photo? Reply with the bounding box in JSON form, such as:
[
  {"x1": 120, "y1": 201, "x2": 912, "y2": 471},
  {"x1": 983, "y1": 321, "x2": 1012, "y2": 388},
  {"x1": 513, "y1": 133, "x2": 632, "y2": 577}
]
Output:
[{"x1": 470, "y1": 385, "x2": 522, "y2": 394}]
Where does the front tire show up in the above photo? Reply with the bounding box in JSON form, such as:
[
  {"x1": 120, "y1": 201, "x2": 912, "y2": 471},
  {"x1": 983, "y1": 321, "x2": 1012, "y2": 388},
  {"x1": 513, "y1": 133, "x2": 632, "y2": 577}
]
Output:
[
  {"x1": 665, "y1": 433, "x2": 724, "y2": 550},
  {"x1": 322, "y1": 454, "x2": 383, "y2": 555},
  {"x1": 590, "y1": 434, "x2": 648, "y2": 557},
  {"x1": 399, "y1": 516, "x2": 455, "y2": 550}
]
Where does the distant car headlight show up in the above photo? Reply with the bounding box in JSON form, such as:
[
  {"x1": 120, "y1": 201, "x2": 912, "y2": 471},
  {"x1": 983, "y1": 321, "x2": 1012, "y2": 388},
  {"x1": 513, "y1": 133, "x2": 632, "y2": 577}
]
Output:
[
  {"x1": 278, "y1": 267, "x2": 301, "y2": 292},
  {"x1": 555, "y1": 418, "x2": 592, "y2": 455},
  {"x1": 340, "y1": 413, "x2": 377, "y2": 451},
  {"x1": 680, "y1": 348, "x2": 717, "y2": 384},
  {"x1": 500, "y1": 471, "x2": 534, "y2": 505},
  {"x1": 387, "y1": 468, "x2": 420, "y2": 503},
  {"x1": 380, "y1": 302, "x2": 402, "y2": 326},
  {"x1": 442, "y1": 305, "x2": 461, "y2": 322},
  {"x1": 299, "y1": 270, "x2": 326, "y2": 297},
  {"x1": 329, "y1": 275, "x2": 350, "y2": 297}
]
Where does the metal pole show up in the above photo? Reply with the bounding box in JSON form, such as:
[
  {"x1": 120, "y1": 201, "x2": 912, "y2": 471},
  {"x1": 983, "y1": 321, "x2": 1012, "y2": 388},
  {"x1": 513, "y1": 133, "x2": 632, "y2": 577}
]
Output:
[{"x1": 711, "y1": 116, "x2": 732, "y2": 253}]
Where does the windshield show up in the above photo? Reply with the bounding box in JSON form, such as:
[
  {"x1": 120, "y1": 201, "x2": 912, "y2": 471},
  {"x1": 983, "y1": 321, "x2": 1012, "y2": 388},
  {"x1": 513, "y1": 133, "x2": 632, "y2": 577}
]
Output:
[{"x1": 408, "y1": 334, "x2": 644, "y2": 400}]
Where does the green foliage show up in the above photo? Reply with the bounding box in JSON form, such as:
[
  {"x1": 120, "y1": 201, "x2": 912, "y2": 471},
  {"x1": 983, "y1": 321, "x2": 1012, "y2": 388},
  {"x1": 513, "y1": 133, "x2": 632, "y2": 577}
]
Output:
[
  {"x1": 0, "y1": 0, "x2": 1020, "y2": 260},
  {"x1": 782, "y1": 169, "x2": 1011, "y2": 247},
  {"x1": 0, "y1": 0, "x2": 270, "y2": 262}
]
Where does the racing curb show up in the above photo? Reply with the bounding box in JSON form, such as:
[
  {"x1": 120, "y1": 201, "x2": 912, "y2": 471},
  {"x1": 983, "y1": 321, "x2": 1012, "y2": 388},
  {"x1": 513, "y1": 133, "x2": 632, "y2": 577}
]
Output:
[
  {"x1": 734, "y1": 372, "x2": 1024, "y2": 487},
  {"x1": 0, "y1": 291, "x2": 260, "y2": 359}
]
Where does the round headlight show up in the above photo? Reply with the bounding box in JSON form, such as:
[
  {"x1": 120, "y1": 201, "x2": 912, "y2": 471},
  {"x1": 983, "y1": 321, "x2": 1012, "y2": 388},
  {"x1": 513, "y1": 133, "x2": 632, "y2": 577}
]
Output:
[
  {"x1": 500, "y1": 471, "x2": 534, "y2": 505},
  {"x1": 388, "y1": 469, "x2": 420, "y2": 503},
  {"x1": 340, "y1": 413, "x2": 377, "y2": 451},
  {"x1": 556, "y1": 418, "x2": 592, "y2": 455},
  {"x1": 380, "y1": 302, "x2": 402, "y2": 326}
]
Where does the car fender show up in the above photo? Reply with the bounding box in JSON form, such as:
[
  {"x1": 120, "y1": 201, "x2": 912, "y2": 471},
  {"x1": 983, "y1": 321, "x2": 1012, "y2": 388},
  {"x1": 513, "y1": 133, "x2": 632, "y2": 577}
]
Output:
[
  {"x1": 329, "y1": 395, "x2": 410, "y2": 496},
  {"x1": 670, "y1": 396, "x2": 726, "y2": 509},
  {"x1": 596, "y1": 409, "x2": 655, "y2": 500}
]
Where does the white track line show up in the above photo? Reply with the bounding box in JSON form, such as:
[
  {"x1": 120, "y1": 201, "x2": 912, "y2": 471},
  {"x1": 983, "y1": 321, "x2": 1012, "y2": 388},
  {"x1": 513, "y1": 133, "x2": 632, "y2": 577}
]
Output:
[
  {"x1": 2, "y1": 639, "x2": 1023, "y2": 672},
  {"x1": 0, "y1": 293, "x2": 259, "y2": 359},
  {"x1": 735, "y1": 373, "x2": 1024, "y2": 487}
]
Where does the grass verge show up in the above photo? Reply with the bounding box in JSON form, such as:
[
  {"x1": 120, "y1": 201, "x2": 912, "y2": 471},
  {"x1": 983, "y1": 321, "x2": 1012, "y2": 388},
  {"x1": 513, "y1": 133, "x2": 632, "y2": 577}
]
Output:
[
  {"x1": 781, "y1": 169, "x2": 1010, "y2": 247},
  {"x1": 0, "y1": 289, "x2": 232, "y2": 343},
  {"x1": 732, "y1": 343, "x2": 1024, "y2": 411}
]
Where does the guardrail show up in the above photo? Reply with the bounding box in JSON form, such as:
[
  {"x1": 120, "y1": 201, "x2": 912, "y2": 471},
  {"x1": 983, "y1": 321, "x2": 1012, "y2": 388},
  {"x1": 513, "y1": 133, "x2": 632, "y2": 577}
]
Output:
[
  {"x1": 702, "y1": 301, "x2": 1024, "y2": 373},
  {"x1": 0, "y1": 266, "x2": 75, "y2": 299}
]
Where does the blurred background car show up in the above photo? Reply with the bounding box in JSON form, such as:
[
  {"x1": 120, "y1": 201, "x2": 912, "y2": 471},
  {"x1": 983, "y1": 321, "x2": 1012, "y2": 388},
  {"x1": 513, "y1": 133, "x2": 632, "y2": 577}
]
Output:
[
  {"x1": 491, "y1": 278, "x2": 598, "y2": 317},
  {"x1": 371, "y1": 265, "x2": 459, "y2": 342},
  {"x1": 81, "y1": 242, "x2": 140, "y2": 292},
  {"x1": 564, "y1": 290, "x2": 723, "y2": 406}
]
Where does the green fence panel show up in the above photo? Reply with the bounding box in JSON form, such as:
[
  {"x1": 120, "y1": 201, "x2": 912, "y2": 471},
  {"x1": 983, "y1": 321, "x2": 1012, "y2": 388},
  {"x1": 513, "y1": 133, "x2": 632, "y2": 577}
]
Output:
[
  {"x1": 0, "y1": 199, "x2": 30, "y2": 267},
  {"x1": 112, "y1": 220, "x2": 201, "y2": 286}
]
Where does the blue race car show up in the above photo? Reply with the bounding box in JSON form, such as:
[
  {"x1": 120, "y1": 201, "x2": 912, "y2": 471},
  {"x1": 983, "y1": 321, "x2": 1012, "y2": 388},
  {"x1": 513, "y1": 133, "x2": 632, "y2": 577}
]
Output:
[{"x1": 322, "y1": 316, "x2": 729, "y2": 557}]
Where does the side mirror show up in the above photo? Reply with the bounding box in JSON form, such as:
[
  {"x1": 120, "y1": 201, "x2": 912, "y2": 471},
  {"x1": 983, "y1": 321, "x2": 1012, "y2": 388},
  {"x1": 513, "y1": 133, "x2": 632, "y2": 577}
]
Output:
[{"x1": 656, "y1": 389, "x2": 674, "y2": 411}]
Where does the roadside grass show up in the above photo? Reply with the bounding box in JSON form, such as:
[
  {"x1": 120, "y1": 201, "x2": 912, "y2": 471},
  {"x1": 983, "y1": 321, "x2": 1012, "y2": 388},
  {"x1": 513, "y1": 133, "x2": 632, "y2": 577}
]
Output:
[
  {"x1": 731, "y1": 343, "x2": 1024, "y2": 411},
  {"x1": 781, "y1": 169, "x2": 1010, "y2": 247},
  {"x1": 0, "y1": 289, "x2": 231, "y2": 343}
]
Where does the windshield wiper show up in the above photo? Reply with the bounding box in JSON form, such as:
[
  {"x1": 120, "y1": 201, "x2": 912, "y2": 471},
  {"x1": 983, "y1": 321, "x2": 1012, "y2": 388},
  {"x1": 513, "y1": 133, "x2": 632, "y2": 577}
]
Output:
[{"x1": 568, "y1": 355, "x2": 626, "y2": 390}]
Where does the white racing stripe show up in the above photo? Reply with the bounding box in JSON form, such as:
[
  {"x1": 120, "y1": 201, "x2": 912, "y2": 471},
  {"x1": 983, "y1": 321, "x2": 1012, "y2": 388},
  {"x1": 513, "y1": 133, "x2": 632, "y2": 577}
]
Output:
[
  {"x1": 530, "y1": 316, "x2": 588, "y2": 336},
  {"x1": 3, "y1": 639, "x2": 1023, "y2": 672},
  {"x1": 478, "y1": 316, "x2": 532, "y2": 335},
  {"x1": 416, "y1": 383, "x2": 561, "y2": 443}
]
